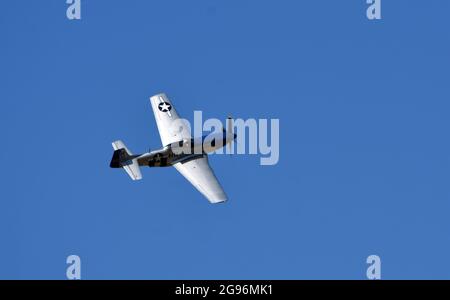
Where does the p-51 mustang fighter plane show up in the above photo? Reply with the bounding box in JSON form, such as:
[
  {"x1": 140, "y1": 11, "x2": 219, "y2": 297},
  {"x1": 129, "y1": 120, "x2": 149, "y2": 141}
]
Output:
[{"x1": 110, "y1": 93, "x2": 236, "y2": 203}]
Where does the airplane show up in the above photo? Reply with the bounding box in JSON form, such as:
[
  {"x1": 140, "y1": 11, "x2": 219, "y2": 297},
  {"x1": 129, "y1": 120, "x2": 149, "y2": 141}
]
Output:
[{"x1": 110, "y1": 93, "x2": 236, "y2": 204}]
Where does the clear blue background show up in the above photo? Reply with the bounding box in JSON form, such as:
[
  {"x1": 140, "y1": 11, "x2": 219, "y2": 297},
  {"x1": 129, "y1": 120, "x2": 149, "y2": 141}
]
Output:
[{"x1": 1, "y1": 0, "x2": 449, "y2": 279}]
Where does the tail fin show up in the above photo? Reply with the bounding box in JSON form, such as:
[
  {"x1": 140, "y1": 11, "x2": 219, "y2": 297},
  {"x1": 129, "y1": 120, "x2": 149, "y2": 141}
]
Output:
[{"x1": 110, "y1": 140, "x2": 142, "y2": 180}]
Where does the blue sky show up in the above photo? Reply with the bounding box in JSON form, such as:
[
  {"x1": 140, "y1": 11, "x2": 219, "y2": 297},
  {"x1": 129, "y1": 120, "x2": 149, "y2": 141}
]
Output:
[{"x1": 1, "y1": 1, "x2": 450, "y2": 279}]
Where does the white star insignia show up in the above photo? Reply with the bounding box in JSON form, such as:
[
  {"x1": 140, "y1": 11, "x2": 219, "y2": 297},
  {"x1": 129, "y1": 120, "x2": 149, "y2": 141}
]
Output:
[{"x1": 158, "y1": 102, "x2": 172, "y2": 116}]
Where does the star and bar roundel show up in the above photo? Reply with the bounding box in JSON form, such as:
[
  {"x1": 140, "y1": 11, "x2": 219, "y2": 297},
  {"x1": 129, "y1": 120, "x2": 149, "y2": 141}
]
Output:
[{"x1": 158, "y1": 101, "x2": 172, "y2": 113}]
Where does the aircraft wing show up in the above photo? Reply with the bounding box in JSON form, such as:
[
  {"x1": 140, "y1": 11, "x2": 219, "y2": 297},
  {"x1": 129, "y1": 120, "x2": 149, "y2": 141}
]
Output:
[
  {"x1": 150, "y1": 93, "x2": 191, "y2": 147},
  {"x1": 173, "y1": 156, "x2": 227, "y2": 203}
]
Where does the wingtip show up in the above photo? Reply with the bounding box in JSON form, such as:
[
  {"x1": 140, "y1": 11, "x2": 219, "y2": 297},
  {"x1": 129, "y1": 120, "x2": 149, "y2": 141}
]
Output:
[
  {"x1": 211, "y1": 198, "x2": 227, "y2": 204},
  {"x1": 150, "y1": 92, "x2": 167, "y2": 100}
]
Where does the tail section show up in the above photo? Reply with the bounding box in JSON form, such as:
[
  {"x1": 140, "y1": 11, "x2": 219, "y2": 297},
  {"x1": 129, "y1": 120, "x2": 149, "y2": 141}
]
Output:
[{"x1": 110, "y1": 140, "x2": 142, "y2": 180}]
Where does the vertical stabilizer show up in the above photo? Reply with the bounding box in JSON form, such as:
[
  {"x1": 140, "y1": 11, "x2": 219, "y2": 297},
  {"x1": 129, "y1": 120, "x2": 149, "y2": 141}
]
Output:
[{"x1": 110, "y1": 140, "x2": 142, "y2": 180}]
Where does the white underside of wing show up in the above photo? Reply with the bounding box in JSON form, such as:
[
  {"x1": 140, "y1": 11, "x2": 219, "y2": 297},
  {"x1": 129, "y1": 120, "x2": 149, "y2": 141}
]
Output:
[
  {"x1": 149, "y1": 93, "x2": 191, "y2": 147},
  {"x1": 174, "y1": 156, "x2": 227, "y2": 204}
]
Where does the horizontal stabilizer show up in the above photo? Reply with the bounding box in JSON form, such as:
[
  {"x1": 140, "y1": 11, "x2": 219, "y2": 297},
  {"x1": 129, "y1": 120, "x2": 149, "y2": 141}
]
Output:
[{"x1": 111, "y1": 140, "x2": 142, "y2": 181}]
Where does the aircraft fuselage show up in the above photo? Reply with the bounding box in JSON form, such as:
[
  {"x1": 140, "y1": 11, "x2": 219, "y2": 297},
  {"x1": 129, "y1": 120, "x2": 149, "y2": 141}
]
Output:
[{"x1": 136, "y1": 132, "x2": 236, "y2": 167}]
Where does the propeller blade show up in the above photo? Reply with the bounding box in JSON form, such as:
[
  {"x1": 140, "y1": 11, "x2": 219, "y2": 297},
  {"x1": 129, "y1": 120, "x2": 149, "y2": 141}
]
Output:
[{"x1": 226, "y1": 116, "x2": 233, "y2": 155}]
